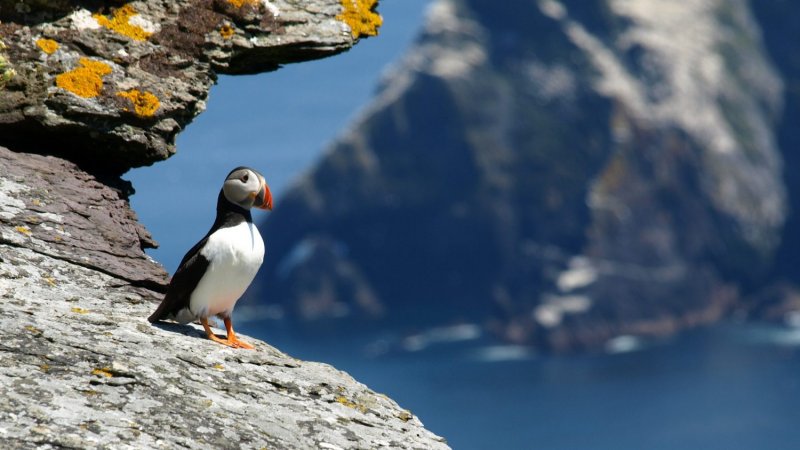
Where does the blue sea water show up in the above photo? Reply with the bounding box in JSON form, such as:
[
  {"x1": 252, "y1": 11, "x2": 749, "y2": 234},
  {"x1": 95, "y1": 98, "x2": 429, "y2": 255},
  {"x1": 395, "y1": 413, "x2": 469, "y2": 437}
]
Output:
[{"x1": 238, "y1": 322, "x2": 800, "y2": 450}]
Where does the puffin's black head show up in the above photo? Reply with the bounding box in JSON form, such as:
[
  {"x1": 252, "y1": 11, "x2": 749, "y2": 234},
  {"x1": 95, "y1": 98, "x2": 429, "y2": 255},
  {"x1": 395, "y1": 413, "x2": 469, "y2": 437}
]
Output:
[{"x1": 222, "y1": 167, "x2": 273, "y2": 211}]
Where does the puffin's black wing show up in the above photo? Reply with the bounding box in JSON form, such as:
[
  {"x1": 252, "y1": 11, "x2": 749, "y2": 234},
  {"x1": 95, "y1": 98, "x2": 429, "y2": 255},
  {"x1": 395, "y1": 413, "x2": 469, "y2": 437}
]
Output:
[{"x1": 148, "y1": 237, "x2": 211, "y2": 323}]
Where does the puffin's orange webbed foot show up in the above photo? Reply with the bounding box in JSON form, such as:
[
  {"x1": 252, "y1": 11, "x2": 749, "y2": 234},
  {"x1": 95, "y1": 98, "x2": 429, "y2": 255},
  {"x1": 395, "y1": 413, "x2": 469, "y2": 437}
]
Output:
[
  {"x1": 199, "y1": 317, "x2": 255, "y2": 350},
  {"x1": 201, "y1": 318, "x2": 237, "y2": 348},
  {"x1": 209, "y1": 335, "x2": 237, "y2": 348},
  {"x1": 223, "y1": 316, "x2": 255, "y2": 350},
  {"x1": 228, "y1": 337, "x2": 255, "y2": 350}
]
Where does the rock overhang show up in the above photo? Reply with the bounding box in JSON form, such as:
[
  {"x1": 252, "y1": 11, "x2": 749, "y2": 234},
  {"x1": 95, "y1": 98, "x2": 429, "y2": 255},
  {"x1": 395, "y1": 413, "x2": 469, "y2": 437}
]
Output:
[{"x1": 0, "y1": 0, "x2": 381, "y2": 175}]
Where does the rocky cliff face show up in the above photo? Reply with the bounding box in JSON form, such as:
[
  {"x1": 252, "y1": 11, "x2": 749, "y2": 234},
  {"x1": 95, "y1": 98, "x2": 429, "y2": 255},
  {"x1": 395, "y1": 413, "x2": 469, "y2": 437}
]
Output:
[
  {"x1": 1, "y1": 1, "x2": 450, "y2": 447},
  {"x1": 0, "y1": 147, "x2": 164, "y2": 289},
  {"x1": 253, "y1": 0, "x2": 798, "y2": 351}
]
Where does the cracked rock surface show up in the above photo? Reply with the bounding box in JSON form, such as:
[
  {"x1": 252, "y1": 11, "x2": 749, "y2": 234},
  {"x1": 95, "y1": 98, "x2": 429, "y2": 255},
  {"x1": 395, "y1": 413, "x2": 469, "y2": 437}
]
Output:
[
  {"x1": 0, "y1": 146, "x2": 167, "y2": 290},
  {"x1": 0, "y1": 244, "x2": 450, "y2": 449}
]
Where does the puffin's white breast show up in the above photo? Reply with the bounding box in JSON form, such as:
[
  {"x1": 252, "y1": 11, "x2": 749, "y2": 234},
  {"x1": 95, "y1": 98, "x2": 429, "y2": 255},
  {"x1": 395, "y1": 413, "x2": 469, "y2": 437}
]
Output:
[{"x1": 189, "y1": 221, "x2": 264, "y2": 318}]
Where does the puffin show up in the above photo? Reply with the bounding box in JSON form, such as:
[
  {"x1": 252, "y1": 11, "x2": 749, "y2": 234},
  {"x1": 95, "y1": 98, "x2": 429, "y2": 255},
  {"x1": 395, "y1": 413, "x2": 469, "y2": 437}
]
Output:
[{"x1": 148, "y1": 167, "x2": 272, "y2": 349}]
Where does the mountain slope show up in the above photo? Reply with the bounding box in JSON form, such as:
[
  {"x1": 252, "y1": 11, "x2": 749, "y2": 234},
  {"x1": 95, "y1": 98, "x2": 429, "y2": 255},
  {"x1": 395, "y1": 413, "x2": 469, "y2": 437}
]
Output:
[{"x1": 253, "y1": 0, "x2": 795, "y2": 350}]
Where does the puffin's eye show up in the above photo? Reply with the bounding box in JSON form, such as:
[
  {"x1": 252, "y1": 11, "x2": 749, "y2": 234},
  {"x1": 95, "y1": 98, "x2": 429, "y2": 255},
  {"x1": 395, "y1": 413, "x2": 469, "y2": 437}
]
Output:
[{"x1": 241, "y1": 174, "x2": 249, "y2": 183}]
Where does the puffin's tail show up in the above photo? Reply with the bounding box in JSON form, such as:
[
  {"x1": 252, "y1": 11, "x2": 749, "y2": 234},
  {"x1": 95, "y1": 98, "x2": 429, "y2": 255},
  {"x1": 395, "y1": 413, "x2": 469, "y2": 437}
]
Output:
[
  {"x1": 148, "y1": 300, "x2": 169, "y2": 323},
  {"x1": 147, "y1": 310, "x2": 162, "y2": 323}
]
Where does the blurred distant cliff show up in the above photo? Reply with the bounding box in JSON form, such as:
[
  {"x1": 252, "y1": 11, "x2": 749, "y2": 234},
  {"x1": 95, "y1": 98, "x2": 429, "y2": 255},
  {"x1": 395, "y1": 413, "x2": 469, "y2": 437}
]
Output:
[{"x1": 253, "y1": 0, "x2": 800, "y2": 351}]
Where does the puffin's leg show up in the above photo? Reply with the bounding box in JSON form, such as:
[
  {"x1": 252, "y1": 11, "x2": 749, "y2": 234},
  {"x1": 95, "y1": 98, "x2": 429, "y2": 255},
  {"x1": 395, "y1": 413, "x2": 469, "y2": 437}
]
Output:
[
  {"x1": 223, "y1": 317, "x2": 255, "y2": 350},
  {"x1": 200, "y1": 317, "x2": 235, "y2": 348}
]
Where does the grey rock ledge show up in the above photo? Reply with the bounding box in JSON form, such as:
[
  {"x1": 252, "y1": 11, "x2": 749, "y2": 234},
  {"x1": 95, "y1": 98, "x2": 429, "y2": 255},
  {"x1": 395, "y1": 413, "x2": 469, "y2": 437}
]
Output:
[{"x1": 0, "y1": 243, "x2": 450, "y2": 449}]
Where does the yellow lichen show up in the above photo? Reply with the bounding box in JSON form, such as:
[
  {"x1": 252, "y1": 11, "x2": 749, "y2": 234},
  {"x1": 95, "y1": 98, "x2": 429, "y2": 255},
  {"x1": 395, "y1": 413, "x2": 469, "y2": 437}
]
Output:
[
  {"x1": 1, "y1": 42, "x2": 14, "y2": 88},
  {"x1": 91, "y1": 368, "x2": 113, "y2": 378},
  {"x1": 93, "y1": 5, "x2": 153, "y2": 41},
  {"x1": 336, "y1": 0, "x2": 382, "y2": 38},
  {"x1": 25, "y1": 325, "x2": 42, "y2": 334},
  {"x1": 213, "y1": 363, "x2": 225, "y2": 371},
  {"x1": 116, "y1": 89, "x2": 160, "y2": 117},
  {"x1": 15, "y1": 225, "x2": 32, "y2": 236},
  {"x1": 39, "y1": 364, "x2": 50, "y2": 373},
  {"x1": 71, "y1": 307, "x2": 90, "y2": 314},
  {"x1": 43, "y1": 276, "x2": 57, "y2": 287},
  {"x1": 336, "y1": 396, "x2": 357, "y2": 408},
  {"x1": 220, "y1": 24, "x2": 235, "y2": 39},
  {"x1": 335, "y1": 396, "x2": 369, "y2": 413},
  {"x1": 56, "y1": 58, "x2": 112, "y2": 98},
  {"x1": 36, "y1": 38, "x2": 59, "y2": 55}
]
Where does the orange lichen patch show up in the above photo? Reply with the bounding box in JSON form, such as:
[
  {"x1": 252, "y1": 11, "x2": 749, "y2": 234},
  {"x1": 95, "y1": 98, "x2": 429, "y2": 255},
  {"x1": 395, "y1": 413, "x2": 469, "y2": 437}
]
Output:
[
  {"x1": 56, "y1": 58, "x2": 112, "y2": 98},
  {"x1": 36, "y1": 38, "x2": 59, "y2": 55},
  {"x1": 116, "y1": 89, "x2": 160, "y2": 117},
  {"x1": 91, "y1": 368, "x2": 113, "y2": 378},
  {"x1": 336, "y1": 0, "x2": 382, "y2": 38},
  {"x1": 15, "y1": 225, "x2": 32, "y2": 236},
  {"x1": 93, "y1": 5, "x2": 152, "y2": 41},
  {"x1": 219, "y1": 24, "x2": 235, "y2": 39},
  {"x1": 227, "y1": 0, "x2": 258, "y2": 7}
]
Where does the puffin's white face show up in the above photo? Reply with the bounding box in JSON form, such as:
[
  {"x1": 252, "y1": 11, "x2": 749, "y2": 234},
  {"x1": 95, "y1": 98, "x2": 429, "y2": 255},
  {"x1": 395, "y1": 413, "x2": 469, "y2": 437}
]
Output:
[{"x1": 222, "y1": 167, "x2": 273, "y2": 210}]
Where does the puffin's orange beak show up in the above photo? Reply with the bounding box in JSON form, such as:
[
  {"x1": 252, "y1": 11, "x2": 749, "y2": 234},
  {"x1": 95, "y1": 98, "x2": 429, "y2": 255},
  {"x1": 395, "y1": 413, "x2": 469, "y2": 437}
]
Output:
[{"x1": 254, "y1": 178, "x2": 272, "y2": 210}]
